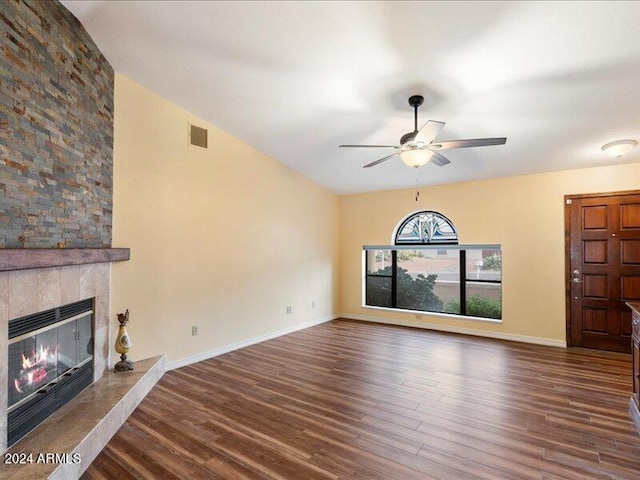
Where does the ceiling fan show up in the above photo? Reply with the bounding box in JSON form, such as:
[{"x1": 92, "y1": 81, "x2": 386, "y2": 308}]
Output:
[{"x1": 339, "y1": 95, "x2": 506, "y2": 168}]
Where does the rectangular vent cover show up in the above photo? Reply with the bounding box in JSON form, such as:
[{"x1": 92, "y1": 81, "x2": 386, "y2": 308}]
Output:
[
  {"x1": 9, "y1": 297, "x2": 93, "y2": 339},
  {"x1": 190, "y1": 124, "x2": 208, "y2": 148}
]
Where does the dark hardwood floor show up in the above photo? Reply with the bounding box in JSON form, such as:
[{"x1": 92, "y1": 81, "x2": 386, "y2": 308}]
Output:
[{"x1": 82, "y1": 319, "x2": 640, "y2": 479}]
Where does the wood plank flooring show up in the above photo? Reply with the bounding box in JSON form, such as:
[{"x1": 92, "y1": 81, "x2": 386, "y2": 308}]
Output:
[{"x1": 82, "y1": 319, "x2": 640, "y2": 479}]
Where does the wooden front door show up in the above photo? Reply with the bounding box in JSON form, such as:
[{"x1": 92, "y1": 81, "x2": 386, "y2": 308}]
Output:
[{"x1": 566, "y1": 191, "x2": 640, "y2": 353}]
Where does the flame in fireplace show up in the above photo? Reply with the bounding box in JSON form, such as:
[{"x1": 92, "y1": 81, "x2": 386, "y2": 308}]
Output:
[{"x1": 13, "y1": 344, "x2": 58, "y2": 394}]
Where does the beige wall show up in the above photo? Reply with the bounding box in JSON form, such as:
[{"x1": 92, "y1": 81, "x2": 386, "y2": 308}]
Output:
[
  {"x1": 340, "y1": 163, "x2": 640, "y2": 344},
  {"x1": 111, "y1": 75, "x2": 340, "y2": 365},
  {"x1": 112, "y1": 71, "x2": 639, "y2": 358}
]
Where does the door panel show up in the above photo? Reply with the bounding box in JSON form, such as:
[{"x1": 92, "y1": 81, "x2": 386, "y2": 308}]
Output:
[
  {"x1": 567, "y1": 192, "x2": 640, "y2": 352},
  {"x1": 583, "y1": 274, "x2": 608, "y2": 298},
  {"x1": 583, "y1": 240, "x2": 607, "y2": 264},
  {"x1": 621, "y1": 240, "x2": 640, "y2": 264},
  {"x1": 621, "y1": 203, "x2": 640, "y2": 228},
  {"x1": 622, "y1": 276, "x2": 640, "y2": 300},
  {"x1": 583, "y1": 205, "x2": 608, "y2": 229},
  {"x1": 583, "y1": 308, "x2": 607, "y2": 332}
]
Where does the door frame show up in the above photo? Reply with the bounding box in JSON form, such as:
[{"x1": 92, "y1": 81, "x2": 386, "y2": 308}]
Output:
[{"x1": 564, "y1": 189, "x2": 640, "y2": 347}]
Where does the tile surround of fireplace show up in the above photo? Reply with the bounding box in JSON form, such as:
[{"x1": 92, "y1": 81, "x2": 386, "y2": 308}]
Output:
[{"x1": 0, "y1": 262, "x2": 111, "y2": 454}]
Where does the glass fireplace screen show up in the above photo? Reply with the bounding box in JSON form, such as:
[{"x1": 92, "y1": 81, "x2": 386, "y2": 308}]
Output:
[{"x1": 8, "y1": 312, "x2": 93, "y2": 409}]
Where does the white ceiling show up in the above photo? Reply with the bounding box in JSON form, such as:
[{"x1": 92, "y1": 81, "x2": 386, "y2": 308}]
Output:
[{"x1": 62, "y1": 1, "x2": 640, "y2": 195}]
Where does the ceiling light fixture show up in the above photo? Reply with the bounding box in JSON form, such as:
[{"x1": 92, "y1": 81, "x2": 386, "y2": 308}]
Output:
[
  {"x1": 400, "y1": 147, "x2": 434, "y2": 168},
  {"x1": 340, "y1": 95, "x2": 506, "y2": 169},
  {"x1": 602, "y1": 139, "x2": 637, "y2": 158}
]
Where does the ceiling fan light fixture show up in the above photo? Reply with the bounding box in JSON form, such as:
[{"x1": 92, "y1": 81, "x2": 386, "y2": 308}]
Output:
[
  {"x1": 340, "y1": 94, "x2": 506, "y2": 169},
  {"x1": 602, "y1": 139, "x2": 637, "y2": 158},
  {"x1": 400, "y1": 148, "x2": 433, "y2": 168}
]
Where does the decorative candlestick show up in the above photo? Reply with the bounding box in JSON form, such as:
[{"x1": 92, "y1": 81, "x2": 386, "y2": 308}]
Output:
[{"x1": 114, "y1": 309, "x2": 134, "y2": 372}]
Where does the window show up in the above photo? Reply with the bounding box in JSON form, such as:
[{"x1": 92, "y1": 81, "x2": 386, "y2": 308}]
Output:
[
  {"x1": 395, "y1": 211, "x2": 458, "y2": 245},
  {"x1": 365, "y1": 249, "x2": 393, "y2": 308},
  {"x1": 364, "y1": 211, "x2": 502, "y2": 320}
]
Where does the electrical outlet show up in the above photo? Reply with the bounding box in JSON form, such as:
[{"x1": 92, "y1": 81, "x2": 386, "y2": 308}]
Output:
[
  {"x1": 286, "y1": 306, "x2": 292, "y2": 314},
  {"x1": 192, "y1": 326, "x2": 198, "y2": 336},
  {"x1": 311, "y1": 301, "x2": 315, "y2": 308}
]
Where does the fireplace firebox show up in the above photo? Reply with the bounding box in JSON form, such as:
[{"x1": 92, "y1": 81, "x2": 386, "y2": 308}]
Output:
[{"x1": 7, "y1": 298, "x2": 94, "y2": 447}]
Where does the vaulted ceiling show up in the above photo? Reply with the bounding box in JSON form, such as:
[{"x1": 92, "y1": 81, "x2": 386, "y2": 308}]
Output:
[{"x1": 62, "y1": 1, "x2": 640, "y2": 194}]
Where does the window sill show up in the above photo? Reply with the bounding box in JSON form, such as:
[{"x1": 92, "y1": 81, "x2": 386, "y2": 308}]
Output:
[{"x1": 361, "y1": 304, "x2": 503, "y2": 324}]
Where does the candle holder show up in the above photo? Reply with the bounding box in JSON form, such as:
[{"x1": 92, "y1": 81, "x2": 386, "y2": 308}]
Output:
[{"x1": 114, "y1": 309, "x2": 134, "y2": 372}]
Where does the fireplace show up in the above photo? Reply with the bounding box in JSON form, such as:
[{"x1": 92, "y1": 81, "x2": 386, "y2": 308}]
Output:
[{"x1": 7, "y1": 298, "x2": 95, "y2": 447}]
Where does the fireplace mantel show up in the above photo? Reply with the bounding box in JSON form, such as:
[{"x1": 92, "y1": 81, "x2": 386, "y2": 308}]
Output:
[{"x1": 0, "y1": 248, "x2": 130, "y2": 272}]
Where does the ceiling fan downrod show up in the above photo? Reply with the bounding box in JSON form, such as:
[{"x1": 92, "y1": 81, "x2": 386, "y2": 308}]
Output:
[
  {"x1": 408, "y1": 95, "x2": 424, "y2": 133},
  {"x1": 400, "y1": 95, "x2": 425, "y2": 145}
]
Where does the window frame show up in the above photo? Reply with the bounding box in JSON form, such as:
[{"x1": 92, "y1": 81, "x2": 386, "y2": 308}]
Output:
[{"x1": 362, "y1": 244, "x2": 502, "y2": 322}]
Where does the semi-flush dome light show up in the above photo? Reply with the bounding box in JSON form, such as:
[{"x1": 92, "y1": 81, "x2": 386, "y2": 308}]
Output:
[
  {"x1": 400, "y1": 148, "x2": 434, "y2": 168},
  {"x1": 602, "y1": 139, "x2": 637, "y2": 158}
]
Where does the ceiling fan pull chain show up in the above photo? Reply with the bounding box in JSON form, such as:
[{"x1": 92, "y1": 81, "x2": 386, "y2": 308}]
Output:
[{"x1": 415, "y1": 170, "x2": 420, "y2": 202}]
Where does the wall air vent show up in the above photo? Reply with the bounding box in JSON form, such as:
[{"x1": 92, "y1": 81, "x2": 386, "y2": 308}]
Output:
[{"x1": 189, "y1": 123, "x2": 208, "y2": 149}]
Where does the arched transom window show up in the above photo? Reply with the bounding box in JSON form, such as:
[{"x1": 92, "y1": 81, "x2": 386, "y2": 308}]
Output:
[{"x1": 394, "y1": 211, "x2": 458, "y2": 245}]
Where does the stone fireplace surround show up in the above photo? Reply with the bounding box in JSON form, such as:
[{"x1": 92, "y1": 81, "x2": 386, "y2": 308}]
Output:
[{"x1": 0, "y1": 249, "x2": 165, "y2": 479}]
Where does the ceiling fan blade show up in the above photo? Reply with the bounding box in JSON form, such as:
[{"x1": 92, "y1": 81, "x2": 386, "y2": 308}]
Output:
[
  {"x1": 339, "y1": 144, "x2": 398, "y2": 148},
  {"x1": 363, "y1": 152, "x2": 399, "y2": 168},
  {"x1": 415, "y1": 120, "x2": 445, "y2": 144},
  {"x1": 430, "y1": 151, "x2": 451, "y2": 166},
  {"x1": 431, "y1": 137, "x2": 507, "y2": 150}
]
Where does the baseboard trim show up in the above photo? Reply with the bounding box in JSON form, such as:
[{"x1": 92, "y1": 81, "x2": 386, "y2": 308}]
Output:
[
  {"x1": 166, "y1": 315, "x2": 338, "y2": 370},
  {"x1": 341, "y1": 313, "x2": 567, "y2": 348}
]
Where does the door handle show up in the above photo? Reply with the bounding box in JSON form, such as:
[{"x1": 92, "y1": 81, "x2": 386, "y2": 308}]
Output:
[{"x1": 572, "y1": 278, "x2": 582, "y2": 284}]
